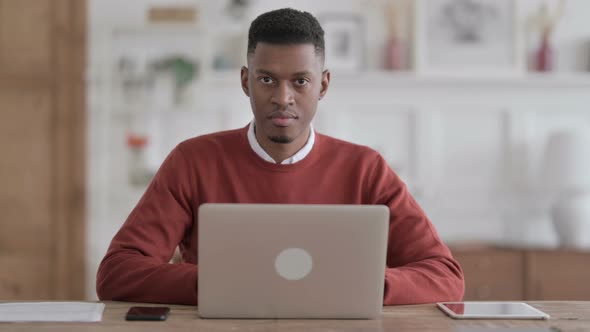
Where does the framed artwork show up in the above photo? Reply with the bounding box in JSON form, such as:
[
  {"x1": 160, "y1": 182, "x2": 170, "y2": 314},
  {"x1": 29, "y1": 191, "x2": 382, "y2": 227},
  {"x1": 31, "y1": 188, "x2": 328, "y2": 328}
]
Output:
[
  {"x1": 320, "y1": 14, "x2": 365, "y2": 72},
  {"x1": 414, "y1": 0, "x2": 524, "y2": 77}
]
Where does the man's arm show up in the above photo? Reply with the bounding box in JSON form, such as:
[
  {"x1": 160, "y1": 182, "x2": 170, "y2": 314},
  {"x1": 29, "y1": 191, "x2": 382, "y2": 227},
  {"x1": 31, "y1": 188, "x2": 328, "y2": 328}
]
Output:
[
  {"x1": 367, "y1": 155, "x2": 464, "y2": 305},
  {"x1": 96, "y1": 145, "x2": 199, "y2": 305},
  {"x1": 382, "y1": 196, "x2": 465, "y2": 305}
]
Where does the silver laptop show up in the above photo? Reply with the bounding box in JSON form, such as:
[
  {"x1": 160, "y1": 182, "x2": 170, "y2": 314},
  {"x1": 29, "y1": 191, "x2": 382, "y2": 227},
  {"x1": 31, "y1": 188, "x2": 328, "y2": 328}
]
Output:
[{"x1": 197, "y1": 203, "x2": 389, "y2": 319}]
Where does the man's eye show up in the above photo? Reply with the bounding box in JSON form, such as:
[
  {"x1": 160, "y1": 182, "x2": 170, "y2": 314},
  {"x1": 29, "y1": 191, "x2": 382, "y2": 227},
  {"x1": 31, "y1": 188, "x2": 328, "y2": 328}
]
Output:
[
  {"x1": 295, "y1": 79, "x2": 308, "y2": 86},
  {"x1": 259, "y1": 77, "x2": 274, "y2": 84}
]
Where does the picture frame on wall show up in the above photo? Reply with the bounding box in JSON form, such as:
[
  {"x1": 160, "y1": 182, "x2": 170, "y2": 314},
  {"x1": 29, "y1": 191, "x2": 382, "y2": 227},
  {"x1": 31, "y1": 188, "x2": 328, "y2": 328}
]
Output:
[
  {"x1": 414, "y1": 0, "x2": 524, "y2": 77},
  {"x1": 320, "y1": 14, "x2": 365, "y2": 72}
]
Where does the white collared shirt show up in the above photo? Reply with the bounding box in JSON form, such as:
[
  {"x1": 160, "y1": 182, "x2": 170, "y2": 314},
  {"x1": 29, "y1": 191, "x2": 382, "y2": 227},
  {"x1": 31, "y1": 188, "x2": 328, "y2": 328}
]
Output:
[{"x1": 247, "y1": 120, "x2": 315, "y2": 164}]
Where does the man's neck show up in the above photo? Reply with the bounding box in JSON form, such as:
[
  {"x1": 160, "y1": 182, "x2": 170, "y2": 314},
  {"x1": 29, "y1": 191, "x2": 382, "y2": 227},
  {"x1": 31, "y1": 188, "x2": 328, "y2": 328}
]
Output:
[{"x1": 255, "y1": 127, "x2": 310, "y2": 164}]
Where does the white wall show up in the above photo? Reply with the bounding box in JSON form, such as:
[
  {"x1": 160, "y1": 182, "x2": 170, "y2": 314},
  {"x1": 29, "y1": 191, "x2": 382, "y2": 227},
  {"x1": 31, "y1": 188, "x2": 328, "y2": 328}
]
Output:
[{"x1": 86, "y1": 0, "x2": 590, "y2": 299}]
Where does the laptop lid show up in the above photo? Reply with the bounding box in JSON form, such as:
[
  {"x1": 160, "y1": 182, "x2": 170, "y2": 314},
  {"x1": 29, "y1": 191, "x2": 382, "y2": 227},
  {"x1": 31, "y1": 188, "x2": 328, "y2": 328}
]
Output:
[{"x1": 197, "y1": 204, "x2": 389, "y2": 319}]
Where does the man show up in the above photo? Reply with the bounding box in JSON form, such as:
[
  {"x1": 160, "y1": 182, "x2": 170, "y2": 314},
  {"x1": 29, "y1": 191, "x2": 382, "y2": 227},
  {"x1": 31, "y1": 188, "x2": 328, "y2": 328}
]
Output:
[{"x1": 97, "y1": 8, "x2": 464, "y2": 305}]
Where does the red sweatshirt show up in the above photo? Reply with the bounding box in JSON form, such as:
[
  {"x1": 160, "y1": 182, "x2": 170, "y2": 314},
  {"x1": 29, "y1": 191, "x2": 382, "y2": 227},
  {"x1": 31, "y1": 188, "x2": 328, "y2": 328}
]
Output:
[{"x1": 97, "y1": 125, "x2": 464, "y2": 305}]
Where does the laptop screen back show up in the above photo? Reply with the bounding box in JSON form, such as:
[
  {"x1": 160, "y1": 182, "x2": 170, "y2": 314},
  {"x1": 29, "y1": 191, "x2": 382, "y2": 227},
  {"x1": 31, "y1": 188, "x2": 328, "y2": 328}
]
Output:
[{"x1": 197, "y1": 204, "x2": 389, "y2": 319}]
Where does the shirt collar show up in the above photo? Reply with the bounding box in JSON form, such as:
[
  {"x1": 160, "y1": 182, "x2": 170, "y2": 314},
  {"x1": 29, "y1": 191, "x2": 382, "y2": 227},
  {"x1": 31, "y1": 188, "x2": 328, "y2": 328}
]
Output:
[{"x1": 247, "y1": 120, "x2": 315, "y2": 164}]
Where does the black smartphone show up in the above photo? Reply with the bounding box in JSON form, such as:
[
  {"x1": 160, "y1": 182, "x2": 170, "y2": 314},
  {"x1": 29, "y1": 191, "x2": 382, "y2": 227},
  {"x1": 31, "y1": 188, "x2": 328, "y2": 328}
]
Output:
[{"x1": 125, "y1": 306, "x2": 170, "y2": 321}]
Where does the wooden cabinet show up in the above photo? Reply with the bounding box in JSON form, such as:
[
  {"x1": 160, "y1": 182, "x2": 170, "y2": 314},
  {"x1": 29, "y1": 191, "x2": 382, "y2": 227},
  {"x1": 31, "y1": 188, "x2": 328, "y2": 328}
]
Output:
[
  {"x1": 451, "y1": 246, "x2": 590, "y2": 301},
  {"x1": 0, "y1": 0, "x2": 86, "y2": 299},
  {"x1": 452, "y1": 248, "x2": 524, "y2": 300},
  {"x1": 525, "y1": 250, "x2": 590, "y2": 300}
]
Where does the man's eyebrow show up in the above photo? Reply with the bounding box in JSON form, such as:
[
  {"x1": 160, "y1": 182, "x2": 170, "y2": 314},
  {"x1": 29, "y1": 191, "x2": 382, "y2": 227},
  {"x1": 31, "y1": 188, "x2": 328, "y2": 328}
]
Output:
[
  {"x1": 255, "y1": 69, "x2": 275, "y2": 76},
  {"x1": 291, "y1": 71, "x2": 313, "y2": 77},
  {"x1": 254, "y1": 69, "x2": 314, "y2": 77}
]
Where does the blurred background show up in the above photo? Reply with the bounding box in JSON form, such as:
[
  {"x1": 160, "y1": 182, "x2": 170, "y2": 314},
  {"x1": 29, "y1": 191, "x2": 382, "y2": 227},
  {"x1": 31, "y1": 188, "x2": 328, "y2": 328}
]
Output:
[{"x1": 2, "y1": 0, "x2": 590, "y2": 302}]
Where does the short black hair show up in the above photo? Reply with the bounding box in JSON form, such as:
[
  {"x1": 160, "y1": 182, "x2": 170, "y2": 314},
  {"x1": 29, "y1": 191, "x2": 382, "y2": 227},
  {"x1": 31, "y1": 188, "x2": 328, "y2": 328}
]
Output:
[{"x1": 247, "y1": 8, "x2": 324, "y2": 60}]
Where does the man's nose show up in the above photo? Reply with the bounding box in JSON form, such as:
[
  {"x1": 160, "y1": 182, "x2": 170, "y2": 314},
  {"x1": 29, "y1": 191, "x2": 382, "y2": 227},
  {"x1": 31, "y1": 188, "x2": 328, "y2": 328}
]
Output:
[{"x1": 271, "y1": 82, "x2": 294, "y2": 107}]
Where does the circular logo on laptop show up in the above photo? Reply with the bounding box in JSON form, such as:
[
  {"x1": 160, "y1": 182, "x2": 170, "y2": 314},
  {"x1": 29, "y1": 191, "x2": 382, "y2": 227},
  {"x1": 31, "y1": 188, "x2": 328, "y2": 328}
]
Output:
[{"x1": 274, "y1": 248, "x2": 313, "y2": 281}]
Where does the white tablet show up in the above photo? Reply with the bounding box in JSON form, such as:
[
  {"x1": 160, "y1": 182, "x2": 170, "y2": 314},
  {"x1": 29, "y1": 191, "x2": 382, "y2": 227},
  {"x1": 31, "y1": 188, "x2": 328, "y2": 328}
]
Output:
[{"x1": 437, "y1": 302, "x2": 550, "y2": 320}]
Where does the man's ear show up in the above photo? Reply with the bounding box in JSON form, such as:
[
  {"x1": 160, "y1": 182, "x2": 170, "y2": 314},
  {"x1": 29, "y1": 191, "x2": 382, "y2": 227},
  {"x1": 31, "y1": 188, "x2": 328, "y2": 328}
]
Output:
[
  {"x1": 319, "y1": 69, "x2": 331, "y2": 100},
  {"x1": 240, "y1": 66, "x2": 250, "y2": 97}
]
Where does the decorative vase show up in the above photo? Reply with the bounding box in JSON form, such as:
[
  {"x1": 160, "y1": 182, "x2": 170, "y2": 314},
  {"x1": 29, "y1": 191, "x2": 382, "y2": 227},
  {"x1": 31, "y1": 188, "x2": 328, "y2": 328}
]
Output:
[
  {"x1": 535, "y1": 33, "x2": 554, "y2": 72},
  {"x1": 384, "y1": 37, "x2": 405, "y2": 71},
  {"x1": 551, "y1": 191, "x2": 590, "y2": 249}
]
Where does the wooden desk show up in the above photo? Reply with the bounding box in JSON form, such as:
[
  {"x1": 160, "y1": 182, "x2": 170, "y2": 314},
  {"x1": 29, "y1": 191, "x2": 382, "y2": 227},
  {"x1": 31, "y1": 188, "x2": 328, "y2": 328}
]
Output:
[{"x1": 1, "y1": 301, "x2": 588, "y2": 331}]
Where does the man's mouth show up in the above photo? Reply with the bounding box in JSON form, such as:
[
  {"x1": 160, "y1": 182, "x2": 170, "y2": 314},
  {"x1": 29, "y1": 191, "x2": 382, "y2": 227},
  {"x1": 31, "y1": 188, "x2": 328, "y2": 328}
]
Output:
[{"x1": 268, "y1": 111, "x2": 297, "y2": 127}]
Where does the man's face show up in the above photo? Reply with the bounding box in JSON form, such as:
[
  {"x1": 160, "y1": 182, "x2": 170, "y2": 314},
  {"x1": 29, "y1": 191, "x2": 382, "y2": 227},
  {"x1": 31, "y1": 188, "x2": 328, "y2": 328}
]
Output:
[{"x1": 241, "y1": 43, "x2": 329, "y2": 147}]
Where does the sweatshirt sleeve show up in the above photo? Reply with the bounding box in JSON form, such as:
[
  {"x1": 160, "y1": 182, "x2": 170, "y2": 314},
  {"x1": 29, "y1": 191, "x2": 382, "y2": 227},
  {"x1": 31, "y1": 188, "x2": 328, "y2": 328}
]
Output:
[
  {"x1": 367, "y1": 155, "x2": 464, "y2": 305},
  {"x1": 96, "y1": 145, "x2": 198, "y2": 305}
]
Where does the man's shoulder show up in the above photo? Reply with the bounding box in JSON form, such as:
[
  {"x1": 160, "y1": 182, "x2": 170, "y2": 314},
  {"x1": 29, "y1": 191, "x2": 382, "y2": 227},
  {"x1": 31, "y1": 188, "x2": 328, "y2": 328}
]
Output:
[
  {"x1": 317, "y1": 132, "x2": 380, "y2": 159},
  {"x1": 177, "y1": 126, "x2": 246, "y2": 155}
]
